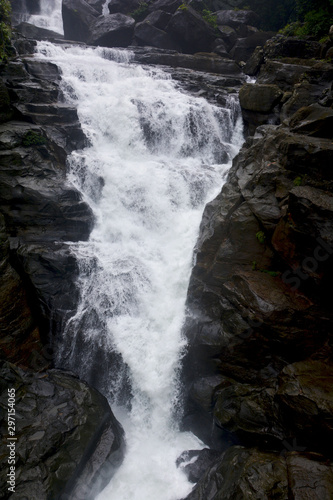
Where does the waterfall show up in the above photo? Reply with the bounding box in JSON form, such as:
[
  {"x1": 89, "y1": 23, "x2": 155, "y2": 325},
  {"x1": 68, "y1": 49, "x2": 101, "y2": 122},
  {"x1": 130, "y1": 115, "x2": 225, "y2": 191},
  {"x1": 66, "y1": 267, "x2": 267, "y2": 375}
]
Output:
[
  {"x1": 28, "y1": 0, "x2": 64, "y2": 34},
  {"x1": 34, "y1": 36, "x2": 243, "y2": 500}
]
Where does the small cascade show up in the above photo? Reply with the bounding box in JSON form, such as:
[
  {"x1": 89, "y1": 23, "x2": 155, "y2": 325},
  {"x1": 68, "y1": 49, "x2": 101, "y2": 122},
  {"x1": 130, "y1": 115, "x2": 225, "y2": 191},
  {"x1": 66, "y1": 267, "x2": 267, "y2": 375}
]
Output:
[{"x1": 28, "y1": 0, "x2": 64, "y2": 34}]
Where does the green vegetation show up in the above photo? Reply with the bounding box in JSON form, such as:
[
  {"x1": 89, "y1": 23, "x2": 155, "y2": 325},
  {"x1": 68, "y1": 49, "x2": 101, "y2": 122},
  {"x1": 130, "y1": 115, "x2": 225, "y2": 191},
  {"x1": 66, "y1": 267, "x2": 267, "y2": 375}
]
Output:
[
  {"x1": 202, "y1": 9, "x2": 218, "y2": 30},
  {"x1": 256, "y1": 230, "x2": 266, "y2": 244},
  {"x1": 22, "y1": 131, "x2": 47, "y2": 147},
  {"x1": 178, "y1": 3, "x2": 188, "y2": 11},
  {"x1": 279, "y1": 0, "x2": 333, "y2": 39},
  {"x1": 293, "y1": 176, "x2": 303, "y2": 186},
  {"x1": 0, "y1": 0, "x2": 11, "y2": 63},
  {"x1": 129, "y1": 2, "x2": 149, "y2": 21}
]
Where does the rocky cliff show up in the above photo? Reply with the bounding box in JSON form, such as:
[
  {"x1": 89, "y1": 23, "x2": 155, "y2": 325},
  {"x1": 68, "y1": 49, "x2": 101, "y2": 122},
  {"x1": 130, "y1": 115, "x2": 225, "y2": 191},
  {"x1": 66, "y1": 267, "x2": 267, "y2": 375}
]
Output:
[
  {"x1": 181, "y1": 31, "x2": 333, "y2": 500},
  {"x1": 0, "y1": 32, "x2": 124, "y2": 499}
]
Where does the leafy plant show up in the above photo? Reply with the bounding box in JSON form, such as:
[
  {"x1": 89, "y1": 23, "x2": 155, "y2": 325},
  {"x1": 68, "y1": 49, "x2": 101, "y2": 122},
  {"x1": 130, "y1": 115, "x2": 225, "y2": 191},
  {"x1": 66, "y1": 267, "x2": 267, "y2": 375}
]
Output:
[
  {"x1": 22, "y1": 131, "x2": 47, "y2": 147},
  {"x1": 129, "y1": 2, "x2": 149, "y2": 21},
  {"x1": 0, "y1": 0, "x2": 12, "y2": 63},
  {"x1": 202, "y1": 9, "x2": 218, "y2": 30},
  {"x1": 293, "y1": 176, "x2": 303, "y2": 186},
  {"x1": 256, "y1": 230, "x2": 266, "y2": 244},
  {"x1": 261, "y1": 269, "x2": 280, "y2": 277},
  {"x1": 178, "y1": 3, "x2": 188, "y2": 11}
]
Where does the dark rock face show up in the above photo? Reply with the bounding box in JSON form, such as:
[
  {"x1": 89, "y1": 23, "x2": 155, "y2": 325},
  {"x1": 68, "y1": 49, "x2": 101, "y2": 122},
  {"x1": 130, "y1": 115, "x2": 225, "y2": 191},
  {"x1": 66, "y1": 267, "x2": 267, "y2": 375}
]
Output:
[
  {"x1": 0, "y1": 41, "x2": 93, "y2": 364},
  {"x1": 108, "y1": 0, "x2": 141, "y2": 15},
  {"x1": 181, "y1": 25, "x2": 333, "y2": 500},
  {"x1": 166, "y1": 6, "x2": 216, "y2": 54},
  {"x1": 15, "y1": 21, "x2": 64, "y2": 40},
  {"x1": 184, "y1": 446, "x2": 333, "y2": 500},
  {"x1": 229, "y1": 31, "x2": 275, "y2": 63},
  {"x1": 62, "y1": 0, "x2": 100, "y2": 42},
  {"x1": 88, "y1": 13, "x2": 135, "y2": 47},
  {"x1": 0, "y1": 361, "x2": 125, "y2": 500},
  {"x1": 215, "y1": 9, "x2": 260, "y2": 30},
  {"x1": 134, "y1": 20, "x2": 180, "y2": 50}
]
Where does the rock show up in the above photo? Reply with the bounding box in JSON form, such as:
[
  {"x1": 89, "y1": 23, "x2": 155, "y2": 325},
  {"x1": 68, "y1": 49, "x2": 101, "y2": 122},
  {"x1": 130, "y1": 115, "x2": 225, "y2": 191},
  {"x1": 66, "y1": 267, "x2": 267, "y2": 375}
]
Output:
[
  {"x1": 88, "y1": 13, "x2": 135, "y2": 47},
  {"x1": 0, "y1": 82, "x2": 13, "y2": 123},
  {"x1": 239, "y1": 83, "x2": 283, "y2": 113},
  {"x1": 108, "y1": 0, "x2": 141, "y2": 15},
  {"x1": 177, "y1": 448, "x2": 220, "y2": 483},
  {"x1": 182, "y1": 118, "x2": 333, "y2": 450},
  {"x1": 166, "y1": 6, "x2": 216, "y2": 54},
  {"x1": 277, "y1": 360, "x2": 333, "y2": 456},
  {"x1": 217, "y1": 25, "x2": 237, "y2": 51},
  {"x1": 62, "y1": 0, "x2": 100, "y2": 42},
  {"x1": 264, "y1": 35, "x2": 322, "y2": 60},
  {"x1": 147, "y1": 0, "x2": 182, "y2": 14},
  {"x1": 0, "y1": 42, "x2": 93, "y2": 370},
  {"x1": 0, "y1": 361, "x2": 125, "y2": 499},
  {"x1": 183, "y1": 446, "x2": 333, "y2": 500},
  {"x1": 243, "y1": 45, "x2": 264, "y2": 76},
  {"x1": 229, "y1": 32, "x2": 275, "y2": 63},
  {"x1": 132, "y1": 47, "x2": 244, "y2": 76},
  {"x1": 329, "y1": 25, "x2": 333, "y2": 42},
  {"x1": 215, "y1": 9, "x2": 260, "y2": 28},
  {"x1": 15, "y1": 21, "x2": 64, "y2": 40},
  {"x1": 212, "y1": 39, "x2": 230, "y2": 58},
  {"x1": 141, "y1": 9, "x2": 172, "y2": 30},
  {"x1": 213, "y1": 377, "x2": 284, "y2": 446},
  {"x1": 134, "y1": 21, "x2": 180, "y2": 50},
  {"x1": 288, "y1": 103, "x2": 333, "y2": 138}
]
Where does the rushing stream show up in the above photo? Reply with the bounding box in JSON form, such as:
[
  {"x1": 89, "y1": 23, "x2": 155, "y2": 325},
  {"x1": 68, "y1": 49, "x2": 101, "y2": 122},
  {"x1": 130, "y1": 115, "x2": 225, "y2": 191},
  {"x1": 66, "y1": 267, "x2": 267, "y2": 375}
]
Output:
[{"x1": 32, "y1": 10, "x2": 243, "y2": 497}]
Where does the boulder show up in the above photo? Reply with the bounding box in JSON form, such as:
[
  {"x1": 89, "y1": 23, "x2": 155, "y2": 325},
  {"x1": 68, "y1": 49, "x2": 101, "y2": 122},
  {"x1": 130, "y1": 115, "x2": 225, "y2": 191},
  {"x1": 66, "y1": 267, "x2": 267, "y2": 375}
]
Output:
[
  {"x1": 166, "y1": 6, "x2": 216, "y2": 54},
  {"x1": 177, "y1": 448, "x2": 220, "y2": 483},
  {"x1": 15, "y1": 22, "x2": 64, "y2": 40},
  {"x1": 239, "y1": 83, "x2": 283, "y2": 113},
  {"x1": 215, "y1": 9, "x2": 260, "y2": 29},
  {"x1": 147, "y1": 0, "x2": 183, "y2": 14},
  {"x1": 229, "y1": 31, "x2": 275, "y2": 62},
  {"x1": 277, "y1": 360, "x2": 333, "y2": 455},
  {"x1": 88, "y1": 13, "x2": 135, "y2": 47},
  {"x1": 243, "y1": 45, "x2": 264, "y2": 76},
  {"x1": 217, "y1": 25, "x2": 237, "y2": 51},
  {"x1": 264, "y1": 35, "x2": 322, "y2": 60},
  {"x1": 108, "y1": 0, "x2": 141, "y2": 14},
  {"x1": 0, "y1": 361, "x2": 124, "y2": 499},
  {"x1": 141, "y1": 9, "x2": 172, "y2": 30},
  {"x1": 288, "y1": 103, "x2": 333, "y2": 138},
  {"x1": 134, "y1": 21, "x2": 180, "y2": 50},
  {"x1": 184, "y1": 446, "x2": 333, "y2": 500},
  {"x1": 62, "y1": 0, "x2": 99, "y2": 42}
]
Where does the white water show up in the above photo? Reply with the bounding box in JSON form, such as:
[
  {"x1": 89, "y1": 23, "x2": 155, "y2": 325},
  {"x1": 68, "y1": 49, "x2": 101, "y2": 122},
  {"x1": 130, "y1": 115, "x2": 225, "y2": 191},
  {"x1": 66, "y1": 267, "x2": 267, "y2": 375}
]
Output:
[
  {"x1": 34, "y1": 37, "x2": 243, "y2": 500},
  {"x1": 28, "y1": 0, "x2": 64, "y2": 34}
]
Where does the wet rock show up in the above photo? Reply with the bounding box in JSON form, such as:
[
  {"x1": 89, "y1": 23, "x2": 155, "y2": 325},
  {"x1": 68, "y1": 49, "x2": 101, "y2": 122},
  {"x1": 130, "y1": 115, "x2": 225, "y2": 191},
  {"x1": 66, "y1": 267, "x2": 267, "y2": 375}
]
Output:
[
  {"x1": 15, "y1": 21, "x2": 64, "y2": 40},
  {"x1": 88, "y1": 13, "x2": 135, "y2": 47},
  {"x1": 166, "y1": 6, "x2": 216, "y2": 54},
  {"x1": 62, "y1": 0, "x2": 100, "y2": 42},
  {"x1": 107, "y1": 0, "x2": 141, "y2": 15},
  {"x1": 217, "y1": 25, "x2": 237, "y2": 51},
  {"x1": 177, "y1": 448, "x2": 220, "y2": 483},
  {"x1": 132, "y1": 47, "x2": 244, "y2": 76},
  {"x1": 183, "y1": 447, "x2": 333, "y2": 500},
  {"x1": 288, "y1": 103, "x2": 333, "y2": 138},
  {"x1": 134, "y1": 21, "x2": 180, "y2": 50},
  {"x1": 215, "y1": 9, "x2": 260, "y2": 29},
  {"x1": 0, "y1": 361, "x2": 125, "y2": 500},
  {"x1": 264, "y1": 35, "x2": 321, "y2": 60},
  {"x1": 141, "y1": 9, "x2": 172, "y2": 30},
  {"x1": 229, "y1": 31, "x2": 275, "y2": 63},
  {"x1": 147, "y1": 0, "x2": 182, "y2": 14},
  {"x1": 239, "y1": 83, "x2": 283, "y2": 113}
]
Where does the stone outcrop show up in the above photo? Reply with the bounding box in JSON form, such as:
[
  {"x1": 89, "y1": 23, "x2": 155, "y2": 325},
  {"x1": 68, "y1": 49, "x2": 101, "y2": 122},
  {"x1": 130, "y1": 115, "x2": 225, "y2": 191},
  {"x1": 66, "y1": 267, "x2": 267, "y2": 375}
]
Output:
[
  {"x1": 181, "y1": 26, "x2": 333, "y2": 500},
  {"x1": 184, "y1": 447, "x2": 333, "y2": 500},
  {"x1": 62, "y1": 0, "x2": 100, "y2": 42},
  {"x1": 0, "y1": 361, "x2": 125, "y2": 499},
  {"x1": 88, "y1": 13, "x2": 135, "y2": 47}
]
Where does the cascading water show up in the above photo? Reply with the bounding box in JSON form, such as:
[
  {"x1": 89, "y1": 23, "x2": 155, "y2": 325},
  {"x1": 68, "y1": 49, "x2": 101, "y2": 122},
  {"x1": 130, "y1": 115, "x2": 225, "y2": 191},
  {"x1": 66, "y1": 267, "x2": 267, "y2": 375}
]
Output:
[
  {"x1": 34, "y1": 31, "x2": 243, "y2": 500},
  {"x1": 28, "y1": 0, "x2": 64, "y2": 34}
]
